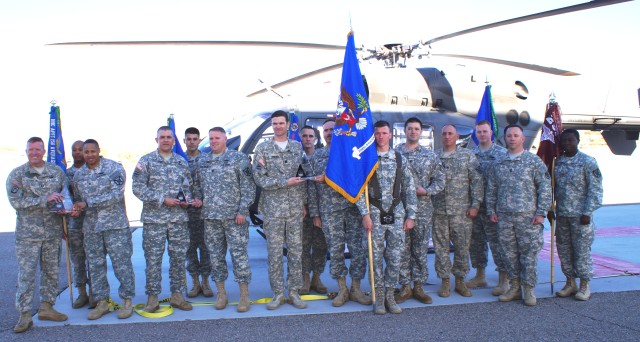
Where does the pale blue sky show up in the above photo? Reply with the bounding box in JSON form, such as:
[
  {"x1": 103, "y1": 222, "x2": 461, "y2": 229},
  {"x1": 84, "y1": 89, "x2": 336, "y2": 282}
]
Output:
[{"x1": 0, "y1": 0, "x2": 638, "y2": 154}]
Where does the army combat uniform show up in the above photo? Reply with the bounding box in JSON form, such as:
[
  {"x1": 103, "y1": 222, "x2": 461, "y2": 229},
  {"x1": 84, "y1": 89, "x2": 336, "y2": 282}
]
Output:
[
  {"x1": 66, "y1": 165, "x2": 89, "y2": 294},
  {"x1": 301, "y1": 152, "x2": 327, "y2": 288},
  {"x1": 193, "y1": 149, "x2": 255, "y2": 285},
  {"x1": 356, "y1": 150, "x2": 417, "y2": 312},
  {"x1": 7, "y1": 162, "x2": 66, "y2": 313},
  {"x1": 395, "y1": 143, "x2": 445, "y2": 290},
  {"x1": 72, "y1": 157, "x2": 134, "y2": 303},
  {"x1": 185, "y1": 152, "x2": 211, "y2": 293},
  {"x1": 433, "y1": 147, "x2": 483, "y2": 284},
  {"x1": 554, "y1": 151, "x2": 603, "y2": 282},
  {"x1": 132, "y1": 151, "x2": 192, "y2": 295},
  {"x1": 253, "y1": 139, "x2": 306, "y2": 297},
  {"x1": 486, "y1": 151, "x2": 552, "y2": 292}
]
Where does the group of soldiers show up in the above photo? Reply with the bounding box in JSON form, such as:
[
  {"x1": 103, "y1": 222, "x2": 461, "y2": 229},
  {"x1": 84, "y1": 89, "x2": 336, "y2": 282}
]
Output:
[{"x1": 7, "y1": 110, "x2": 603, "y2": 333}]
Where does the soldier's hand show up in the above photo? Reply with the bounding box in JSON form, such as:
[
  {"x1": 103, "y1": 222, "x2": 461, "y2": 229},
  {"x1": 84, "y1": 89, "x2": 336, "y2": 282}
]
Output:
[
  {"x1": 362, "y1": 214, "x2": 373, "y2": 232},
  {"x1": 287, "y1": 177, "x2": 305, "y2": 186},
  {"x1": 163, "y1": 198, "x2": 180, "y2": 207},
  {"x1": 235, "y1": 214, "x2": 246, "y2": 225},
  {"x1": 466, "y1": 207, "x2": 479, "y2": 219},
  {"x1": 490, "y1": 214, "x2": 499, "y2": 223},
  {"x1": 313, "y1": 216, "x2": 322, "y2": 229},
  {"x1": 314, "y1": 174, "x2": 326, "y2": 183},
  {"x1": 47, "y1": 192, "x2": 63, "y2": 203},
  {"x1": 532, "y1": 215, "x2": 545, "y2": 225},
  {"x1": 580, "y1": 215, "x2": 591, "y2": 225},
  {"x1": 179, "y1": 201, "x2": 189, "y2": 208},
  {"x1": 547, "y1": 211, "x2": 555, "y2": 222},
  {"x1": 416, "y1": 186, "x2": 427, "y2": 196},
  {"x1": 403, "y1": 218, "x2": 415, "y2": 231},
  {"x1": 192, "y1": 199, "x2": 203, "y2": 208}
]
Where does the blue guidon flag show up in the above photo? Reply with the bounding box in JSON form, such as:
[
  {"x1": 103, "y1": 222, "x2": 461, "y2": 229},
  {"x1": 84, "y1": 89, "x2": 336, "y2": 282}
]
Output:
[
  {"x1": 325, "y1": 31, "x2": 378, "y2": 203},
  {"x1": 288, "y1": 111, "x2": 301, "y2": 142},
  {"x1": 472, "y1": 85, "x2": 499, "y2": 145},
  {"x1": 167, "y1": 114, "x2": 188, "y2": 160},
  {"x1": 47, "y1": 105, "x2": 67, "y2": 172}
]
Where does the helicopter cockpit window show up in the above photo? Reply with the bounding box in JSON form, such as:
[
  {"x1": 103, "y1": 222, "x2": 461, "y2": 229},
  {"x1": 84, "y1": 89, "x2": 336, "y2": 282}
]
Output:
[{"x1": 391, "y1": 122, "x2": 434, "y2": 150}]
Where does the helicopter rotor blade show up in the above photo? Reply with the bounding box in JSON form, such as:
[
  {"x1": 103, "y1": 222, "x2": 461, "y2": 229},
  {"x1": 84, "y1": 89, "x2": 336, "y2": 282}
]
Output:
[
  {"x1": 48, "y1": 40, "x2": 345, "y2": 50},
  {"x1": 424, "y1": 0, "x2": 632, "y2": 46},
  {"x1": 432, "y1": 54, "x2": 580, "y2": 76},
  {"x1": 246, "y1": 63, "x2": 343, "y2": 97}
]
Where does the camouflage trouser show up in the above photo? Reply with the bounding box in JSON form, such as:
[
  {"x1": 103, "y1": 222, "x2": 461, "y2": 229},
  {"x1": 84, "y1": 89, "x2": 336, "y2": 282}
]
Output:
[
  {"x1": 433, "y1": 214, "x2": 472, "y2": 279},
  {"x1": 556, "y1": 216, "x2": 595, "y2": 281},
  {"x1": 204, "y1": 219, "x2": 252, "y2": 284},
  {"x1": 84, "y1": 228, "x2": 135, "y2": 301},
  {"x1": 15, "y1": 239, "x2": 60, "y2": 312},
  {"x1": 497, "y1": 213, "x2": 544, "y2": 287},
  {"x1": 143, "y1": 222, "x2": 189, "y2": 294},
  {"x1": 68, "y1": 227, "x2": 89, "y2": 287},
  {"x1": 264, "y1": 214, "x2": 303, "y2": 294},
  {"x1": 322, "y1": 206, "x2": 367, "y2": 280},
  {"x1": 369, "y1": 208, "x2": 405, "y2": 290},
  {"x1": 302, "y1": 215, "x2": 327, "y2": 275},
  {"x1": 469, "y1": 210, "x2": 507, "y2": 272},
  {"x1": 186, "y1": 218, "x2": 211, "y2": 278},
  {"x1": 399, "y1": 211, "x2": 432, "y2": 285}
]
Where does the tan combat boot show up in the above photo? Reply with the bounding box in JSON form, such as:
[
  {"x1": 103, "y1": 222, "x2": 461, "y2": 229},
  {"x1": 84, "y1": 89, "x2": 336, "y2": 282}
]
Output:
[
  {"x1": 499, "y1": 278, "x2": 522, "y2": 302},
  {"x1": 575, "y1": 279, "x2": 591, "y2": 301},
  {"x1": 187, "y1": 274, "x2": 201, "y2": 298},
  {"x1": 72, "y1": 284, "x2": 89, "y2": 309},
  {"x1": 465, "y1": 267, "x2": 487, "y2": 288},
  {"x1": 394, "y1": 284, "x2": 412, "y2": 303},
  {"x1": 332, "y1": 277, "x2": 349, "y2": 307},
  {"x1": 170, "y1": 292, "x2": 193, "y2": 311},
  {"x1": 144, "y1": 294, "x2": 159, "y2": 313},
  {"x1": 201, "y1": 275, "x2": 214, "y2": 298},
  {"x1": 438, "y1": 278, "x2": 451, "y2": 297},
  {"x1": 523, "y1": 285, "x2": 537, "y2": 306},
  {"x1": 266, "y1": 293, "x2": 285, "y2": 310},
  {"x1": 38, "y1": 302, "x2": 68, "y2": 322},
  {"x1": 237, "y1": 283, "x2": 250, "y2": 313},
  {"x1": 288, "y1": 291, "x2": 307, "y2": 309},
  {"x1": 492, "y1": 271, "x2": 509, "y2": 296},
  {"x1": 300, "y1": 273, "x2": 311, "y2": 295},
  {"x1": 412, "y1": 282, "x2": 433, "y2": 304},
  {"x1": 215, "y1": 282, "x2": 228, "y2": 310},
  {"x1": 350, "y1": 278, "x2": 372, "y2": 305},
  {"x1": 88, "y1": 299, "x2": 110, "y2": 320},
  {"x1": 14, "y1": 311, "x2": 32, "y2": 333},
  {"x1": 118, "y1": 298, "x2": 133, "y2": 319},
  {"x1": 385, "y1": 288, "x2": 402, "y2": 314},
  {"x1": 455, "y1": 277, "x2": 472, "y2": 297},
  {"x1": 310, "y1": 272, "x2": 327, "y2": 294},
  {"x1": 556, "y1": 278, "x2": 578, "y2": 298},
  {"x1": 373, "y1": 288, "x2": 386, "y2": 315}
]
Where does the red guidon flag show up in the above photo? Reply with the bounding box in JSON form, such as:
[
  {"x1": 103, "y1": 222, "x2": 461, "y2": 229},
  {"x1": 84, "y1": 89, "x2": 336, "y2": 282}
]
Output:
[{"x1": 537, "y1": 101, "x2": 563, "y2": 172}]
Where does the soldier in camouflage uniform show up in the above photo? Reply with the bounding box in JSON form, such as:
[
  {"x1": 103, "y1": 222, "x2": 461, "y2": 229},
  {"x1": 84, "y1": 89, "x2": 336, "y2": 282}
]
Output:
[
  {"x1": 193, "y1": 127, "x2": 255, "y2": 312},
  {"x1": 466, "y1": 120, "x2": 509, "y2": 295},
  {"x1": 132, "y1": 126, "x2": 193, "y2": 312},
  {"x1": 70, "y1": 139, "x2": 135, "y2": 320},
  {"x1": 433, "y1": 124, "x2": 483, "y2": 298},
  {"x1": 183, "y1": 127, "x2": 213, "y2": 298},
  {"x1": 356, "y1": 121, "x2": 417, "y2": 315},
  {"x1": 299, "y1": 125, "x2": 328, "y2": 295},
  {"x1": 394, "y1": 117, "x2": 445, "y2": 305},
  {"x1": 486, "y1": 124, "x2": 552, "y2": 306},
  {"x1": 252, "y1": 111, "x2": 308, "y2": 310},
  {"x1": 309, "y1": 119, "x2": 371, "y2": 307},
  {"x1": 66, "y1": 140, "x2": 91, "y2": 308},
  {"x1": 553, "y1": 129, "x2": 603, "y2": 301},
  {"x1": 7, "y1": 137, "x2": 68, "y2": 333}
]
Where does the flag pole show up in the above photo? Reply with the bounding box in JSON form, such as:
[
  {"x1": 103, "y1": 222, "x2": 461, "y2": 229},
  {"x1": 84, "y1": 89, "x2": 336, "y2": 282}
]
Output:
[
  {"x1": 365, "y1": 187, "x2": 376, "y2": 304},
  {"x1": 550, "y1": 158, "x2": 556, "y2": 294},
  {"x1": 63, "y1": 216, "x2": 74, "y2": 306}
]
